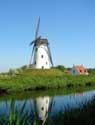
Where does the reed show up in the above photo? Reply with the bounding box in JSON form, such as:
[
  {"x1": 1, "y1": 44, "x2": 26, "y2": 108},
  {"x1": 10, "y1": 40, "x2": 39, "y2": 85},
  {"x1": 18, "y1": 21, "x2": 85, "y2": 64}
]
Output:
[
  {"x1": 49, "y1": 98, "x2": 95, "y2": 125},
  {"x1": 0, "y1": 99, "x2": 33, "y2": 125},
  {"x1": 0, "y1": 97, "x2": 95, "y2": 125}
]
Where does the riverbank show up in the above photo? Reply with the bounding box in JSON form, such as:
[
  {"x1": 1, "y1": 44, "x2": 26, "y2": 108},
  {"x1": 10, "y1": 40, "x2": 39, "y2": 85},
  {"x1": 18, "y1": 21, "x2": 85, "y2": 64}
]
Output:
[{"x1": 0, "y1": 69, "x2": 95, "y2": 93}]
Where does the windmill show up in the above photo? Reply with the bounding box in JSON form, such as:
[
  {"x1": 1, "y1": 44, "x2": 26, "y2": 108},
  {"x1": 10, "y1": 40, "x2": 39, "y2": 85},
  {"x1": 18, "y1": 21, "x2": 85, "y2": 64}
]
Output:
[{"x1": 29, "y1": 17, "x2": 53, "y2": 69}]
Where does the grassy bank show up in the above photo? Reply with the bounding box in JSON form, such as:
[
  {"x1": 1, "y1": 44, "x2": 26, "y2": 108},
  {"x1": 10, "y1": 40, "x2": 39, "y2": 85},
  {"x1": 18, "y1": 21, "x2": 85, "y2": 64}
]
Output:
[{"x1": 0, "y1": 68, "x2": 95, "y2": 93}]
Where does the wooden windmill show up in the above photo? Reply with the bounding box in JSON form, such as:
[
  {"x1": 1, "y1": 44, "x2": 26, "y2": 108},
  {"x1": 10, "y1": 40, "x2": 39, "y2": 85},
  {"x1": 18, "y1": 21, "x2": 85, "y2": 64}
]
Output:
[{"x1": 29, "y1": 17, "x2": 53, "y2": 69}]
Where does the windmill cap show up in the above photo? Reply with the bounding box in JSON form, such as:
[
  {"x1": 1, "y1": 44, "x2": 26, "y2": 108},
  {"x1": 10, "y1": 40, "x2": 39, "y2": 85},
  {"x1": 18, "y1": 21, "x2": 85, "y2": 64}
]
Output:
[{"x1": 35, "y1": 38, "x2": 48, "y2": 45}]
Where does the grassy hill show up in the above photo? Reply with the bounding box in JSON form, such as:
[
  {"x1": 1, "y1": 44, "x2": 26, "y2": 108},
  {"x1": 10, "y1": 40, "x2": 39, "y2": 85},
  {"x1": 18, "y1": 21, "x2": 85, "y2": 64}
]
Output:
[
  {"x1": 20, "y1": 68, "x2": 63, "y2": 76},
  {"x1": 0, "y1": 67, "x2": 95, "y2": 93}
]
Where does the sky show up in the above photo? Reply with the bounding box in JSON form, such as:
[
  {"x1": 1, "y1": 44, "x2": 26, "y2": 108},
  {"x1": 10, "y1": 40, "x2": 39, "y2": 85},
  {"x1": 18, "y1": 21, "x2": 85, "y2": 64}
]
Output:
[{"x1": 0, "y1": 0, "x2": 95, "y2": 72}]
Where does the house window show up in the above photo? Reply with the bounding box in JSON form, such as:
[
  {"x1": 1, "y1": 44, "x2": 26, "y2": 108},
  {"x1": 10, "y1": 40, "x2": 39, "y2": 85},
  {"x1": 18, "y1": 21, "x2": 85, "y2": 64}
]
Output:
[
  {"x1": 84, "y1": 70, "x2": 87, "y2": 72},
  {"x1": 46, "y1": 62, "x2": 48, "y2": 65},
  {"x1": 73, "y1": 70, "x2": 75, "y2": 74},
  {"x1": 80, "y1": 70, "x2": 82, "y2": 72},
  {"x1": 42, "y1": 66, "x2": 44, "y2": 69},
  {"x1": 41, "y1": 55, "x2": 44, "y2": 58}
]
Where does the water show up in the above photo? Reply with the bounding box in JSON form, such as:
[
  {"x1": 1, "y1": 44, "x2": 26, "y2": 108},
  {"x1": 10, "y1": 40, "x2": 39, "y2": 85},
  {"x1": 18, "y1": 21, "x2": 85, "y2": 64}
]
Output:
[{"x1": 0, "y1": 89, "x2": 95, "y2": 124}]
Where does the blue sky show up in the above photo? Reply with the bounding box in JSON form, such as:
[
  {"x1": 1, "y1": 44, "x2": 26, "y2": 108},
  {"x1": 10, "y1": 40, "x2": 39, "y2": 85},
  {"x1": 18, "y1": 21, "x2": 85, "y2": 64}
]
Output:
[{"x1": 0, "y1": 0, "x2": 95, "y2": 72}]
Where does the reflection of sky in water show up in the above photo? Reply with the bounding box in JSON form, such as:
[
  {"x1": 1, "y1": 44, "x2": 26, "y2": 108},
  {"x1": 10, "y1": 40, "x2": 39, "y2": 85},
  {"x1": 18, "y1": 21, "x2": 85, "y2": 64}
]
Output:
[
  {"x1": 51, "y1": 90, "x2": 95, "y2": 114},
  {"x1": 0, "y1": 90, "x2": 95, "y2": 116},
  {"x1": 0, "y1": 100, "x2": 34, "y2": 117}
]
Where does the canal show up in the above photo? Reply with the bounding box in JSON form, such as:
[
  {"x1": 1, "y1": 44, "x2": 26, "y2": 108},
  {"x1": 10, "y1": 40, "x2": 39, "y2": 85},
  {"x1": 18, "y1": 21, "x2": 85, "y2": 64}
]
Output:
[{"x1": 0, "y1": 88, "x2": 95, "y2": 125}]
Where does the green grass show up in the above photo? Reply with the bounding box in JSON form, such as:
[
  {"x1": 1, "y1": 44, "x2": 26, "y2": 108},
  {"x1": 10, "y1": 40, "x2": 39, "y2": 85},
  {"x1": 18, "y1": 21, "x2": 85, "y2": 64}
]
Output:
[{"x1": 0, "y1": 68, "x2": 95, "y2": 93}]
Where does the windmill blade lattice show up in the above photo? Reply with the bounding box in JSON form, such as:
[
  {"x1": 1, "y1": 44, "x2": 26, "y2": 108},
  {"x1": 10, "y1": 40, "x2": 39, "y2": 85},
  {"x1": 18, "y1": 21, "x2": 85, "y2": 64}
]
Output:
[
  {"x1": 29, "y1": 17, "x2": 41, "y2": 65},
  {"x1": 29, "y1": 45, "x2": 35, "y2": 65},
  {"x1": 47, "y1": 44, "x2": 53, "y2": 67},
  {"x1": 35, "y1": 17, "x2": 40, "y2": 40}
]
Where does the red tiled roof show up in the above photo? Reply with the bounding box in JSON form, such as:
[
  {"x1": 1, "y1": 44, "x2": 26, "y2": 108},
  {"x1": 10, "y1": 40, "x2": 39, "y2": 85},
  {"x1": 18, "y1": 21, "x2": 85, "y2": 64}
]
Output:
[{"x1": 74, "y1": 65, "x2": 88, "y2": 73}]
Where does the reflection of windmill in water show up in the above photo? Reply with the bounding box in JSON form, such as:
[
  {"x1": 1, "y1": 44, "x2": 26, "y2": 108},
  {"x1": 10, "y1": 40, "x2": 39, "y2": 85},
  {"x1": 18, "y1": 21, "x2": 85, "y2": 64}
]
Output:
[
  {"x1": 35, "y1": 96, "x2": 50, "y2": 123},
  {"x1": 33, "y1": 96, "x2": 55, "y2": 124},
  {"x1": 29, "y1": 17, "x2": 53, "y2": 69}
]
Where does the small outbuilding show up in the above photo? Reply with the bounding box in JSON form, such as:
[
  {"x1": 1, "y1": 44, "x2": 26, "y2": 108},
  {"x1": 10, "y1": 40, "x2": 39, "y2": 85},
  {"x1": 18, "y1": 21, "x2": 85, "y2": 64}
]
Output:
[{"x1": 70, "y1": 65, "x2": 89, "y2": 75}]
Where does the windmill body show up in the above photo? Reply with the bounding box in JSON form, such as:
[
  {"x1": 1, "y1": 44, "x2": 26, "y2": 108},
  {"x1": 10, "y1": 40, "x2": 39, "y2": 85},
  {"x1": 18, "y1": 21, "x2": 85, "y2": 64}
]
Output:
[
  {"x1": 29, "y1": 17, "x2": 53, "y2": 69},
  {"x1": 33, "y1": 39, "x2": 51, "y2": 69}
]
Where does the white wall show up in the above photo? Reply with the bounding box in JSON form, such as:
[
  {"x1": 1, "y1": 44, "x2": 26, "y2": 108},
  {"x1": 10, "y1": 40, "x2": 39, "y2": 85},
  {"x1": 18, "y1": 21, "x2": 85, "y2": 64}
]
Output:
[
  {"x1": 33, "y1": 44, "x2": 50, "y2": 69},
  {"x1": 70, "y1": 66, "x2": 80, "y2": 75}
]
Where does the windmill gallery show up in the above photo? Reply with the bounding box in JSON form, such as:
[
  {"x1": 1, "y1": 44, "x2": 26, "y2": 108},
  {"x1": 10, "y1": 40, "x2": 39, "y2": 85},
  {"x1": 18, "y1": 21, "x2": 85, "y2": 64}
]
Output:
[{"x1": 29, "y1": 17, "x2": 53, "y2": 69}]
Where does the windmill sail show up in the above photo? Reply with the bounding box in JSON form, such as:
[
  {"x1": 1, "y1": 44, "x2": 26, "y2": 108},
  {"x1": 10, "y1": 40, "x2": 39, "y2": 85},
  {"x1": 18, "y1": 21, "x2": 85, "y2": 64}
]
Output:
[
  {"x1": 47, "y1": 44, "x2": 53, "y2": 67},
  {"x1": 29, "y1": 17, "x2": 41, "y2": 65},
  {"x1": 35, "y1": 17, "x2": 40, "y2": 39},
  {"x1": 29, "y1": 45, "x2": 35, "y2": 65}
]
